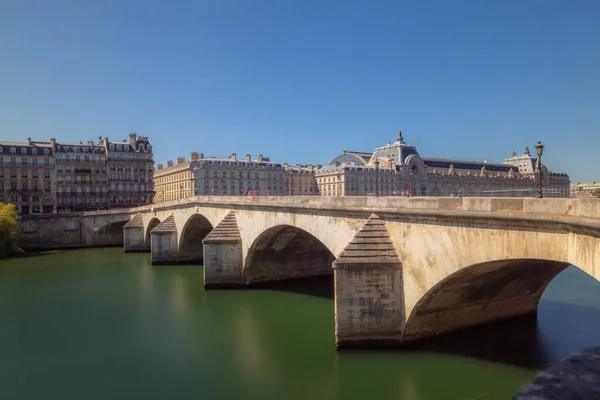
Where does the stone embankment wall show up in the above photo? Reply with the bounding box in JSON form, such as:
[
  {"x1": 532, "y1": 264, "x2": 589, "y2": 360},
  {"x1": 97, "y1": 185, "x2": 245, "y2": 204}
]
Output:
[{"x1": 15, "y1": 211, "x2": 129, "y2": 250}]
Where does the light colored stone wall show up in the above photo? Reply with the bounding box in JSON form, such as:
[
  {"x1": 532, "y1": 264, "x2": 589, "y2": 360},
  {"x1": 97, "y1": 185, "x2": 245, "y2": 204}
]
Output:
[
  {"x1": 124, "y1": 227, "x2": 145, "y2": 252},
  {"x1": 203, "y1": 242, "x2": 243, "y2": 287},
  {"x1": 151, "y1": 232, "x2": 177, "y2": 264}
]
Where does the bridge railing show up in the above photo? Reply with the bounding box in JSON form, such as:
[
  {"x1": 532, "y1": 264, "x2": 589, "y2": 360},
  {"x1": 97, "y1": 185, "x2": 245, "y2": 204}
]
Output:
[{"x1": 129, "y1": 196, "x2": 600, "y2": 220}]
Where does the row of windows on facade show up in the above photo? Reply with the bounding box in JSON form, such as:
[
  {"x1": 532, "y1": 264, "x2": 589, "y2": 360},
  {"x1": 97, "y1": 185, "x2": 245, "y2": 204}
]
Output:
[
  {"x1": 107, "y1": 143, "x2": 152, "y2": 152},
  {"x1": 0, "y1": 157, "x2": 52, "y2": 166},
  {"x1": 7, "y1": 195, "x2": 45, "y2": 203},
  {"x1": 0, "y1": 168, "x2": 52, "y2": 178},
  {"x1": 55, "y1": 195, "x2": 150, "y2": 205},
  {"x1": 0, "y1": 147, "x2": 51, "y2": 155},
  {"x1": 0, "y1": 181, "x2": 52, "y2": 191},
  {"x1": 195, "y1": 180, "x2": 316, "y2": 190}
]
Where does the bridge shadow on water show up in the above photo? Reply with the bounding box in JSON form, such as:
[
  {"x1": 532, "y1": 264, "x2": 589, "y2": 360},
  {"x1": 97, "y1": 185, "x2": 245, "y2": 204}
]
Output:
[
  {"x1": 250, "y1": 274, "x2": 600, "y2": 370},
  {"x1": 247, "y1": 274, "x2": 335, "y2": 300}
]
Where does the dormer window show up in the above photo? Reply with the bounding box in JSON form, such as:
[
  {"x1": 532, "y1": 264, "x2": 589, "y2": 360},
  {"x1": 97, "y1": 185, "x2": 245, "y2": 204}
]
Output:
[
  {"x1": 109, "y1": 144, "x2": 115, "y2": 151},
  {"x1": 10, "y1": 147, "x2": 16, "y2": 153},
  {"x1": 32, "y1": 149, "x2": 37, "y2": 155},
  {"x1": 0, "y1": 147, "x2": 3, "y2": 153},
  {"x1": 21, "y1": 148, "x2": 27, "y2": 154},
  {"x1": 117, "y1": 145, "x2": 122, "y2": 151}
]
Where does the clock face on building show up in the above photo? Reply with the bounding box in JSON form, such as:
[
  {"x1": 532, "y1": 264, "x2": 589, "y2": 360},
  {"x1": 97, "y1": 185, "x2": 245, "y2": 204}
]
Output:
[{"x1": 409, "y1": 163, "x2": 418, "y2": 173}]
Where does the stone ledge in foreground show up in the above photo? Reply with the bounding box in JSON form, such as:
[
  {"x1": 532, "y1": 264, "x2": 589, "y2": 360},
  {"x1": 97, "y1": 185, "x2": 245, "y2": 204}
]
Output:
[{"x1": 513, "y1": 347, "x2": 600, "y2": 400}]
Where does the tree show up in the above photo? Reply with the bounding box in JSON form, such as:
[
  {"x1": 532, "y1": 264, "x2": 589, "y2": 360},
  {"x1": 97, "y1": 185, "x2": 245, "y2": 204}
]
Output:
[{"x1": 0, "y1": 202, "x2": 18, "y2": 258}]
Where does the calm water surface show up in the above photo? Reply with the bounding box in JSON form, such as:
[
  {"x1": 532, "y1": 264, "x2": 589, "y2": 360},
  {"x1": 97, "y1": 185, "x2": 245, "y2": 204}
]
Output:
[{"x1": 1, "y1": 248, "x2": 600, "y2": 400}]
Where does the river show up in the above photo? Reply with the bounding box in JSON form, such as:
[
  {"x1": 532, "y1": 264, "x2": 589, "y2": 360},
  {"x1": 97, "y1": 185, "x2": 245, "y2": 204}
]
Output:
[{"x1": 1, "y1": 248, "x2": 599, "y2": 399}]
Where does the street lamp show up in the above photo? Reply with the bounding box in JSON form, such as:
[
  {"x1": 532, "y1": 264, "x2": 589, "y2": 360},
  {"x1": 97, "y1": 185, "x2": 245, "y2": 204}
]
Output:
[
  {"x1": 374, "y1": 159, "x2": 380, "y2": 197},
  {"x1": 237, "y1": 172, "x2": 242, "y2": 196},
  {"x1": 535, "y1": 141, "x2": 544, "y2": 198}
]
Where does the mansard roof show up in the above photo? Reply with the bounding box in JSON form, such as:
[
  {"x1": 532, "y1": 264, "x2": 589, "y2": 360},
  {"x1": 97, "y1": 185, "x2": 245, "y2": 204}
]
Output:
[
  {"x1": 0, "y1": 141, "x2": 53, "y2": 155},
  {"x1": 423, "y1": 157, "x2": 512, "y2": 172}
]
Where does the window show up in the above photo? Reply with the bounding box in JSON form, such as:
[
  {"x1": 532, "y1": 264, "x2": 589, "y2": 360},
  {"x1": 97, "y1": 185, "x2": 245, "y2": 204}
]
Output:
[
  {"x1": 21, "y1": 157, "x2": 26, "y2": 165},
  {"x1": 10, "y1": 147, "x2": 16, "y2": 154},
  {"x1": 44, "y1": 149, "x2": 49, "y2": 155},
  {"x1": 32, "y1": 170, "x2": 38, "y2": 177},
  {"x1": 21, "y1": 148, "x2": 27, "y2": 154},
  {"x1": 22, "y1": 169, "x2": 27, "y2": 178}
]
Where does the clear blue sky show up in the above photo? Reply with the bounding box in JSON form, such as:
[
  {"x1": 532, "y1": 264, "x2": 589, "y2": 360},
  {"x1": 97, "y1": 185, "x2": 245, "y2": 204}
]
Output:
[{"x1": 1, "y1": 1, "x2": 599, "y2": 182}]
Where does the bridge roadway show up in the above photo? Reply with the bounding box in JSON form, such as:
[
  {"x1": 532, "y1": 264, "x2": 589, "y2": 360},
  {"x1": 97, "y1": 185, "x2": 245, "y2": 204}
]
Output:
[{"x1": 16, "y1": 196, "x2": 600, "y2": 348}]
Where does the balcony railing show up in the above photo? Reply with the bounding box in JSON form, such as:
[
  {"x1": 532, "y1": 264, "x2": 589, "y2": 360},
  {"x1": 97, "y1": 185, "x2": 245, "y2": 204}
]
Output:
[{"x1": 0, "y1": 161, "x2": 55, "y2": 167}]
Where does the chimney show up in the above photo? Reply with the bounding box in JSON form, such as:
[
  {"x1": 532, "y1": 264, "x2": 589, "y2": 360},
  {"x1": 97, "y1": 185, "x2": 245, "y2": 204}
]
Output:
[
  {"x1": 245, "y1": 154, "x2": 251, "y2": 162},
  {"x1": 296, "y1": 164, "x2": 302, "y2": 169},
  {"x1": 258, "y1": 154, "x2": 263, "y2": 163},
  {"x1": 176, "y1": 157, "x2": 185, "y2": 165},
  {"x1": 199, "y1": 153, "x2": 204, "y2": 159},
  {"x1": 190, "y1": 152, "x2": 199, "y2": 160},
  {"x1": 306, "y1": 165, "x2": 313, "y2": 171},
  {"x1": 317, "y1": 164, "x2": 323, "y2": 169},
  {"x1": 89, "y1": 141, "x2": 94, "y2": 147},
  {"x1": 157, "y1": 164, "x2": 164, "y2": 170},
  {"x1": 230, "y1": 153, "x2": 237, "y2": 161},
  {"x1": 27, "y1": 137, "x2": 31, "y2": 145},
  {"x1": 129, "y1": 133, "x2": 137, "y2": 145},
  {"x1": 167, "y1": 160, "x2": 174, "y2": 168},
  {"x1": 50, "y1": 137, "x2": 56, "y2": 147},
  {"x1": 284, "y1": 163, "x2": 289, "y2": 169}
]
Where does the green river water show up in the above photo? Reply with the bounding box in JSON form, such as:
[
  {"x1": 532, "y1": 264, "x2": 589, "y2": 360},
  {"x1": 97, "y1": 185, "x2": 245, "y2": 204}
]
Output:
[{"x1": 1, "y1": 248, "x2": 600, "y2": 400}]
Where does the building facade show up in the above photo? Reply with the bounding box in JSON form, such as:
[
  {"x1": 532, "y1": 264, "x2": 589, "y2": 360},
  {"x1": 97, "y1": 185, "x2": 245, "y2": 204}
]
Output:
[
  {"x1": 54, "y1": 139, "x2": 108, "y2": 212},
  {"x1": 0, "y1": 138, "x2": 56, "y2": 214},
  {"x1": 570, "y1": 182, "x2": 600, "y2": 198},
  {"x1": 104, "y1": 134, "x2": 154, "y2": 208},
  {"x1": 316, "y1": 130, "x2": 571, "y2": 198},
  {"x1": 0, "y1": 133, "x2": 153, "y2": 215},
  {"x1": 153, "y1": 153, "x2": 320, "y2": 203}
]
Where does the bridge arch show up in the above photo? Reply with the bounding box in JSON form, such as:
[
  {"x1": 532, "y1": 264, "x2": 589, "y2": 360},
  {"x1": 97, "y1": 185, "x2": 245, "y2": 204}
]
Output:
[
  {"x1": 243, "y1": 225, "x2": 336, "y2": 285},
  {"x1": 91, "y1": 220, "x2": 128, "y2": 246},
  {"x1": 178, "y1": 213, "x2": 214, "y2": 263},
  {"x1": 145, "y1": 218, "x2": 161, "y2": 250},
  {"x1": 403, "y1": 258, "x2": 577, "y2": 342}
]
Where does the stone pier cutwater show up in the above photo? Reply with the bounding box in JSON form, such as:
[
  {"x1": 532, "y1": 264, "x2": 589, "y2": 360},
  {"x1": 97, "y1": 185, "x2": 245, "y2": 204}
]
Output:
[
  {"x1": 150, "y1": 214, "x2": 178, "y2": 264},
  {"x1": 202, "y1": 211, "x2": 243, "y2": 288},
  {"x1": 333, "y1": 214, "x2": 404, "y2": 348},
  {"x1": 123, "y1": 213, "x2": 146, "y2": 252}
]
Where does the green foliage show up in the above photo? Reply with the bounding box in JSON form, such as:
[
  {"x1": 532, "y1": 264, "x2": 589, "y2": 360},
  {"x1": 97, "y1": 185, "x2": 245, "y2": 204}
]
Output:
[{"x1": 0, "y1": 202, "x2": 18, "y2": 258}]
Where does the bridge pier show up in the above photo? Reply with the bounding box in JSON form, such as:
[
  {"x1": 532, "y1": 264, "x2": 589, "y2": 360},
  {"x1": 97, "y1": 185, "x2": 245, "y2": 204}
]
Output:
[
  {"x1": 150, "y1": 215, "x2": 179, "y2": 265},
  {"x1": 123, "y1": 214, "x2": 146, "y2": 252},
  {"x1": 333, "y1": 215, "x2": 405, "y2": 348},
  {"x1": 202, "y1": 212, "x2": 243, "y2": 288}
]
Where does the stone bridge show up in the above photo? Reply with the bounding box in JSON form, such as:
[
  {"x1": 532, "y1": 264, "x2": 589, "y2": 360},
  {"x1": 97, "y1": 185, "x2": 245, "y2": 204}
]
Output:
[{"x1": 16, "y1": 196, "x2": 600, "y2": 348}]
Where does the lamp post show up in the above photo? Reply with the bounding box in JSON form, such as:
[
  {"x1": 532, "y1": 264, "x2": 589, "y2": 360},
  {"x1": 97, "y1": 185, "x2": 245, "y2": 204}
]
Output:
[
  {"x1": 535, "y1": 141, "x2": 544, "y2": 198},
  {"x1": 374, "y1": 159, "x2": 380, "y2": 197},
  {"x1": 237, "y1": 172, "x2": 242, "y2": 196}
]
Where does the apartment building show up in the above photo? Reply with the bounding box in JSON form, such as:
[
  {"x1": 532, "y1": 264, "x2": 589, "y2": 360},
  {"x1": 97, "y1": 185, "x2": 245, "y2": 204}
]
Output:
[
  {"x1": 54, "y1": 139, "x2": 108, "y2": 212},
  {"x1": 104, "y1": 134, "x2": 155, "y2": 208},
  {"x1": 0, "y1": 138, "x2": 56, "y2": 214}
]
